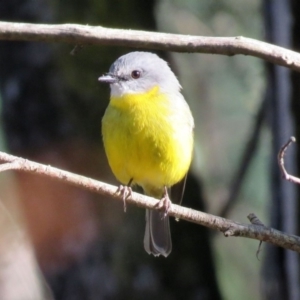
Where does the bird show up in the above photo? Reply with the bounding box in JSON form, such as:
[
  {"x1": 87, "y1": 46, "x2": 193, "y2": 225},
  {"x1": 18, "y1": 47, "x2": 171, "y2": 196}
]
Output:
[{"x1": 99, "y1": 51, "x2": 194, "y2": 257}]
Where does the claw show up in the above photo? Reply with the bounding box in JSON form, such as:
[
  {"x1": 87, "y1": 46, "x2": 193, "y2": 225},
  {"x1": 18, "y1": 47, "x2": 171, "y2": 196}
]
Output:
[
  {"x1": 115, "y1": 179, "x2": 133, "y2": 212},
  {"x1": 154, "y1": 186, "x2": 172, "y2": 218}
]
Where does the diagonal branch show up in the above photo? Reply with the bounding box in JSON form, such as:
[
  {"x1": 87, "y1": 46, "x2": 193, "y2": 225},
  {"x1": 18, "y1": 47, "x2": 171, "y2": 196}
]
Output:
[
  {"x1": 0, "y1": 151, "x2": 300, "y2": 253},
  {"x1": 0, "y1": 21, "x2": 300, "y2": 72},
  {"x1": 218, "y1": 97, "x2": 267, "y2": 218}
]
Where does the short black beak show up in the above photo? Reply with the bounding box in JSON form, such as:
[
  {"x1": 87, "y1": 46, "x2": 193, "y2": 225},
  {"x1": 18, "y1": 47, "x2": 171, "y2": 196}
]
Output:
[{"x1": 98, "y1": 74, "x2": 118, "y2": 84}]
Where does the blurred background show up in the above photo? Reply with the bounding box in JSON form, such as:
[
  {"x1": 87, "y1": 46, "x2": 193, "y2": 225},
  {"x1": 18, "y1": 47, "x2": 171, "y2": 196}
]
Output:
[{"x1": 0, "y1": 0, "x2": 299, "y2": 299}]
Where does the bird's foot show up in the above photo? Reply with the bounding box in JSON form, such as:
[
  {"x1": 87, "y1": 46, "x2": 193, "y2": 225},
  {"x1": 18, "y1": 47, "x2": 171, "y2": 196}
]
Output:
[
  {"x1": 154, "y1": 187, "x2": 171, "y2": 218},
  {"x1": 115, "y1": 179, "x2": 133, "y2": 212}
]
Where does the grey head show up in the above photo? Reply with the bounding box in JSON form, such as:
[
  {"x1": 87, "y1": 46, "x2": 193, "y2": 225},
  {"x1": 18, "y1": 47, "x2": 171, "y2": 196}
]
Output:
[{"x1": 98, "y1": 52, "x2": 181, "y2": 97}]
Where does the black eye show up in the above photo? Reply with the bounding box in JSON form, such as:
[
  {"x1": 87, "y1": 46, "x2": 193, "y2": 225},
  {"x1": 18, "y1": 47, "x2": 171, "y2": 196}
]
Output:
[{"x1": 131, "y1": 70, "x2": 141, "y2": 79}]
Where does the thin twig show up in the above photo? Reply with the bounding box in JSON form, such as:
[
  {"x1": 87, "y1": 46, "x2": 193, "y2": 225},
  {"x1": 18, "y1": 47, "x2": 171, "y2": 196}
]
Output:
[
  {"x1": 0, "y1": 151, "x2": 299, "y2": 253},
  {"x1": 248, "y1": 213, "x2": 265, "y2": 259},
  {"x1": 0, "y1": 22, "x2": 300, "y2": 72},
  {"x1": 278, "y1": 137, "x2": 300, "y2": 184},
  {"x1": 248, "y1": 213, "x2": 265, "y2": 226}
]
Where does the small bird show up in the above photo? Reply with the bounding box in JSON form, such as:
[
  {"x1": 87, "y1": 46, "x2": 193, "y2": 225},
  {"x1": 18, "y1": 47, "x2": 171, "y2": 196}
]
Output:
[{"x1": 99, "y1": 52, "x2": 194, "y2": 257}]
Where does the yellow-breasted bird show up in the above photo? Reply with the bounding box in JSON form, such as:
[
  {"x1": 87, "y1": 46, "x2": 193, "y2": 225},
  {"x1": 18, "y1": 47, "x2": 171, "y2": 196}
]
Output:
[{"x1": 99, "y1": 52, "x2": 194, "y2": 257}]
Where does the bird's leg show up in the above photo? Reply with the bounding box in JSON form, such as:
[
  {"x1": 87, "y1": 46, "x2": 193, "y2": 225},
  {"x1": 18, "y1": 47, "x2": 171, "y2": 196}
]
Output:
[
  {"x1": 115, "y1": 178, "x2": 133, "y2": 212},
  {"x1": 154, "y1": 186, "x2": 172, "y2": 218}
]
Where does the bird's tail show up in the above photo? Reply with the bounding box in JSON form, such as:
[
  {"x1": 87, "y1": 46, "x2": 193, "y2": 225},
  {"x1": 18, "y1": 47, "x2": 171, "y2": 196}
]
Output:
[{"x1": 143, "y1": 209, "x2": 172, "y2": 257}]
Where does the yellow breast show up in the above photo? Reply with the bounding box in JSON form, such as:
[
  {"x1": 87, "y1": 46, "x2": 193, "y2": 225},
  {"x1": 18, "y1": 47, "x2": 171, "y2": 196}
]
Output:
[{"x1": 102, "y1": 86, "x2": 193, "y2": 191}]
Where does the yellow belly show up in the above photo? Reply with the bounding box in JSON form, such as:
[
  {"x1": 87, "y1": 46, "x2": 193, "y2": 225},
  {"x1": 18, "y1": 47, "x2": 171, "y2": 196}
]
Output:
[{"x1": 102, "y1": 86, "x2": 193, "y2": 192}]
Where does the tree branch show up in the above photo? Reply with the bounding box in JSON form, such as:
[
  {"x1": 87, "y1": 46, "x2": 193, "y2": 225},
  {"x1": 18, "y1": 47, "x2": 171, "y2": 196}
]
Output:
[
  {"x1": 0, "y1": 21, "x2": 300, "y2": 72},
  {"x1": 278, "y1": 136, "x2": 300, "y2": 184},
  {"x1": 0, "y1": 151, "x2": 300, "y2": 253}
]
